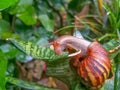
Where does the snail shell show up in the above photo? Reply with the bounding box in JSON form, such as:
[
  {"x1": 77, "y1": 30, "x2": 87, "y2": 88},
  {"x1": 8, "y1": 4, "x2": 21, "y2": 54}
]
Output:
[{"x1": 78, "y1": 41, "x2": 111, "y2": 89}]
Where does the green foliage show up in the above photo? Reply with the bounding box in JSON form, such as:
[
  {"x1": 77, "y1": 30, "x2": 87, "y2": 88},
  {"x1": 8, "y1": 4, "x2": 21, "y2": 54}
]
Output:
[
  {"x1": 0, "y1": 44, "x2": 18, "y2": 59},
  {"x1": 103, "y1": 39, "x2": 120, "y2": 59},
  {"x1": 0, "y1": 0, "x2": 17, "y2": 10},
  {"x1": 101, "y1": 79, "x2": 114, "y2": 90},
  {"x1": 9, "y1": 0, "x2": 33, "y2": 14},
  {"x1": 114, "y1": 54, "x2": 120, "y2": 90},
  {"x1": 0, "y1": 0, "x2": 120, "y2": 90},
  {"x1": 0, "y1": 50, "x2": 8, "y2": 90},
  {"x1": 46, "y1": 58, "x2": 85, "y2": 90},
  {"x1": 16, "y1": 6, "x2": 36, "y2": 25},
  {"x1": 0, "y1": 19, "x2": 12, "y2": 39},
  {"x1": 0, "y1": 18, "x2": 19, "y2": 39},
  {"x1": 9, "y1": 0, "x2": 36, "y2": 25},
  {"x1": 104, "y1": 0, "x2": 120, "y2": 34},
  {"x1": 38, "y1": 14, "x2": 54, "y2": 32}
]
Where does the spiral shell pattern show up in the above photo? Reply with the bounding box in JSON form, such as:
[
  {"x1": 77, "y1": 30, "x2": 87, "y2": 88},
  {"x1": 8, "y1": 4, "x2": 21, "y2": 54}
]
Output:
[{"x1": 78, "y1": 42, "x2": 111, "y2": 89}]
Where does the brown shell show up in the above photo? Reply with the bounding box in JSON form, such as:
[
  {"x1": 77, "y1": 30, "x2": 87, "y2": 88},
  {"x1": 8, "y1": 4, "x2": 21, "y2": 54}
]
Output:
[{"x1": 78, "y1": 42, "x2": 111, "y2": 89}]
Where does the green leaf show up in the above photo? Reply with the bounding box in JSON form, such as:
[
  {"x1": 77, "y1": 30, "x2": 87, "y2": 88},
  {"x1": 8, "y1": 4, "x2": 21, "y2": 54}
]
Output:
[
  {"x1": 0, "y1": 0, "x2": 18, "y2": 10},
  {"x1": 100, "y1": 78, "x2": 114, "y2": 90},
  {"x1": 114, "y1": 54, "x2": 120, "y2": 90},
  {"x1": 0, "y1": 50, "x2": 8, "y2": 90},
  {"x1": 38, "y1": 14, "x2": 54, "y2": 32},
  {"x1": 17, "y1": 6, "x2": 36, "y2": 25},
  {"x1": 0, "y1": 19, "x2": 11, "y2": 39},
  {"x1": 117, "y1": 29, "x2": 120, "y2": 39},
  {"x1": 103, "y1": 39, "x2": 120, "y2": 51},
  {"x1": 103, "y1": 1, "x2": 120, "y2": 32},
  {"x1": 6, "y1": 76, "x2": 59, "y2": 90},
  {"x1": 103, "y1": 39, "x2": 120, "y2": 59},
  {"x1": 0, "y1": 19, "x2": 10, "y2": 31},
  {"x1": 0, "y1": 44, "x2": 18, "y2": 59},
  {"x1": 9, "y1": 0, "x2": 33, "y2": 14},
  {"x1": 9, "y1": 39, "x2": 68, "y2": 61},
  {"x1": 46, "y1": 58, "x2": 86, "y2": 90},
  {"x1": 9, "y1": 0, "x2": 36, "y2": 25},
  {"x1": 0, "y1": 19, "x2": 19, "y2": 39}
]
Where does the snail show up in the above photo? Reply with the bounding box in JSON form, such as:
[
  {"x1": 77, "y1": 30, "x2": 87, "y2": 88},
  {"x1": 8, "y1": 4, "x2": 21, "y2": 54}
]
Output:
[{"x1": 51, "y1": 35, "x2": 112, "y2": 89}]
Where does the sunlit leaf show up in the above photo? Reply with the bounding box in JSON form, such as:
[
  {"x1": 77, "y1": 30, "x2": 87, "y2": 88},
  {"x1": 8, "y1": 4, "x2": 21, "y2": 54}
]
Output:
[
  {"x1": 38, "y1": 14, "x2": 54, "y2": 32},
  {"x1": 9, "y1": 0, "x2": 33, "y2": 14},
  {"x1": 17, "y1": 6, "x2": 36, "y2": 25},
  {"x1": 9, "y1": 0, "x2": 36, "y2": 25},
  {"x1": 9, "y1": 39, "x2": 68, "y2": 61},
  {"x1": 0, "y1": 0, "x2": 17, "y2": 10}
]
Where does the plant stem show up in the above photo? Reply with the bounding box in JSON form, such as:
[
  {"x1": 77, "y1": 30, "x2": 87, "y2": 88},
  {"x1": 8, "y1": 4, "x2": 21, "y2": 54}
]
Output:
[
  {"x1": 98, "y1": 33, "x2": 116, "y2": 41},
  {"x1": 54, "y1": 25, "x2": 85, "y2": 34}
]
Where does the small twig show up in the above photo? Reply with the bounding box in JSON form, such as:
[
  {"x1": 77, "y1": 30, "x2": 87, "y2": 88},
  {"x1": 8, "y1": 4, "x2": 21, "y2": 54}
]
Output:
[{"x1": 11, "y1": 16, "x2": 16, "y2": 32}]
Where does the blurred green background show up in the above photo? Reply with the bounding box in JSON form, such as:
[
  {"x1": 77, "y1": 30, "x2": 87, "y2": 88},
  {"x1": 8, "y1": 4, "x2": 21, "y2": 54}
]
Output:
[{"x1": 0, "y1": 0, "x2": 120, "y2": 90}]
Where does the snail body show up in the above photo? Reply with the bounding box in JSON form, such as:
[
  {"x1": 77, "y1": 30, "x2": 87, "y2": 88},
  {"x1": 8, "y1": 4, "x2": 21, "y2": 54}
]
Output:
[
  {"x1": 52, "y1": 35, "x2": 111, "y2": 89},
  {"x1": 52, "y1": 35, "x2": 91, "y2": 58}
]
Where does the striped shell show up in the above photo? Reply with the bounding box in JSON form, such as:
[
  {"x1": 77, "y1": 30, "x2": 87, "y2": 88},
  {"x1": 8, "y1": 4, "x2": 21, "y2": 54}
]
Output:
[{"x1": 78, "y1": 41, "x2": 111, "y2": 89}]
